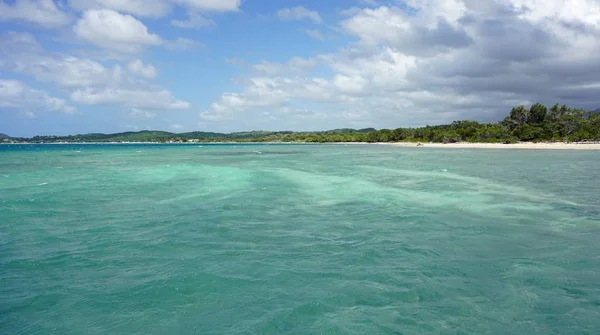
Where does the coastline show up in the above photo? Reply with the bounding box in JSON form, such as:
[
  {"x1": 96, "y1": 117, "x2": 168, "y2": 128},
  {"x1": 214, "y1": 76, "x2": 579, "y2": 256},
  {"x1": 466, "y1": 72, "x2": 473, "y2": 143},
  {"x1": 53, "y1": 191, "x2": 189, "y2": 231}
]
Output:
[
  {"x1": 3, "y1": 141, "x2": 600, "y2": 150},
  {"x1": 377, "y1": 142, "x2": 600, "y2": 150}
]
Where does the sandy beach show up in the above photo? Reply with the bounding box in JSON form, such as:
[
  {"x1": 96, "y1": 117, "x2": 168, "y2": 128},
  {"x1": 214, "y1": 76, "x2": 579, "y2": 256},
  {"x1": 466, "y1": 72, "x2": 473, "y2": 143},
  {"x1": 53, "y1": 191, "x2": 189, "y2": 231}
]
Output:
[
  {"x1": 379, "y1": 142, "x2": 600, "y2": 150},
  {"x1": 4, "y1": 141, "x2": 600, "y2": 149}
]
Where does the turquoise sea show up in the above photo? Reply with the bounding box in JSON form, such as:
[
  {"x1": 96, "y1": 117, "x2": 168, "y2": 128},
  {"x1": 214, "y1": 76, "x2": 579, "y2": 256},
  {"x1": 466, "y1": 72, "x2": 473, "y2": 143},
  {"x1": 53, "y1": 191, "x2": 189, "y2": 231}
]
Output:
[{"x1": 1, "y1": 144, "x2": 599, "y2": 334}]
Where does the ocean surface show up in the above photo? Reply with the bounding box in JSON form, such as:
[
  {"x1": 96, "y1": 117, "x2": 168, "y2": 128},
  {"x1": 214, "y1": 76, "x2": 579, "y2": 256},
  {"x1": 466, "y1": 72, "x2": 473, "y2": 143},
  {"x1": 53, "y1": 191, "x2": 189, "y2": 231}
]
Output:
[{"x1": 1, "y1": 144, "x2": 599, "y2": 334}]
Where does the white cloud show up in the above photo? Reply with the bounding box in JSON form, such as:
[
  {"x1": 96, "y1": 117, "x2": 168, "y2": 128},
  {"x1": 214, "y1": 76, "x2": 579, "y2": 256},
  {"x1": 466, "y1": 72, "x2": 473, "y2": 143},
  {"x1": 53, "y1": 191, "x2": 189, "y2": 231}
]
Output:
[
  {"x1": 340, "y1": 6, "x2": 472, "y2": 56},
  {"x1": 127, "y1": 60, "x2": 157, "y2": 79},
  {"x1": 0, "y1": 78, "x2": 76, "y2": 114},
  {"x1": 203, "y1": 0, "x2": 600, "y2": 129},
  {"x1": 68, "y1": 0, "x2": 171, "y2": 18},
  {"x1": 506, "y1": 0, "x2": 600, "y2": 24},
  {"x1": 170, "y1": 12, "x2": 214, "y2": 28},
  {"x1": 1, "y1": 32, "x2": 190, "y2": 112},
  {"x1": 277, "y1": 6, "x2": 323, "y2": 24},
  {"x1": 0, "y1": 31, "x2": 42, "y2": 53},
  {"x1": 73, "y1": 9, "x2": 162, "y2": 53},
  {"x1": 301, "y1": 29, "x2": 324, "y2": 40},
  {"x1": 0, "y1": 0, "x2": 71, "y2": 28},
  {"x1": 1, "y1": 32, "x2": 124, "y2": 88},
  {"x1": 23, "y1": 57, "x2": 124, "y2": 88},
  {"x1": 0, "y1": 79, "x2": 29, "y2": 108},
  {"x1": 71, "y1": 88, "x2": 191, "y2": 110},
  {"x1": 204, "y1": 75, "x2": 364, "y2": 122},
  {"x1": 172, "y1": 0, "x2": 241, "y2": 12}
]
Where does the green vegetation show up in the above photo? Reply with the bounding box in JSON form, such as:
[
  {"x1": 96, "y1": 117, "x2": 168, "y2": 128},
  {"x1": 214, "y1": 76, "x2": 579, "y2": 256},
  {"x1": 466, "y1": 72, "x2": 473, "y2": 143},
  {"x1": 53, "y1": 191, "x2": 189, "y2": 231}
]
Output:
[
  {"x1": 241, "y1": 104, "x2": 599, "y2": 143},
  {"x1": 6, "y1": 131, "x2": 223, "y2": 143},
  {"x1": 4, "y1": 104, "x2": 600, "y2": 144}
]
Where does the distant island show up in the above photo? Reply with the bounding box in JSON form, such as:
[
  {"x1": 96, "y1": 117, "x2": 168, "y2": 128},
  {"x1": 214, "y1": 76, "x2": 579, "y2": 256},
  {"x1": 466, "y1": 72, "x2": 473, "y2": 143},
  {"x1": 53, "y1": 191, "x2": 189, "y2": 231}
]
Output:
[{"x1": 2, "y1": 104, "x2": 599, "y2": 144}]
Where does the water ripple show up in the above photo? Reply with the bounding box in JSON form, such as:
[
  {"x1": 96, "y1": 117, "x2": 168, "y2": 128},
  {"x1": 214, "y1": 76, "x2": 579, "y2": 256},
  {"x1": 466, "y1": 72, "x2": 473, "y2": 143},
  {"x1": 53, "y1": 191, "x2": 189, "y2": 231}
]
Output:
[{"x1": 1, "y1": 144, "x2": 599, "y2": 334}]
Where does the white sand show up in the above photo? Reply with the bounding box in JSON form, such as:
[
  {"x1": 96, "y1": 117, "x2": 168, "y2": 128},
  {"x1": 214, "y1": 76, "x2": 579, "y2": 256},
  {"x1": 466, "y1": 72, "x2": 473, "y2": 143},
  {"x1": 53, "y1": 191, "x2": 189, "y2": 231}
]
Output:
[{"x1": 378, "y1": 142, "x2": 600, "y2": 150}]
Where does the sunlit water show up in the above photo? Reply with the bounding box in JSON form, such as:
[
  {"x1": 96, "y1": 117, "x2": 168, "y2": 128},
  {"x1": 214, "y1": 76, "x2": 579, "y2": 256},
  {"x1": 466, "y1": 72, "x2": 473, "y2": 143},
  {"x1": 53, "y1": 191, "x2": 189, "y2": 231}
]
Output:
[{"x1": 1, "y1": 144, "x2": 599, "y2": 334}]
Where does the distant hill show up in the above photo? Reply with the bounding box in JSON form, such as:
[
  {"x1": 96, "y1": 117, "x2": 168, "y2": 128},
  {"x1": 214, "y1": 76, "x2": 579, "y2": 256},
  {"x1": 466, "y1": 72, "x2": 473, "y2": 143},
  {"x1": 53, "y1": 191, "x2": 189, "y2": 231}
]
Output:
[
  {"x1": 178, "y1": 131, "x2": 227, "y2": 139},
  {"x1": 15, "y1": 128, "x2": 375, "y2": 143},
  {"x1": 320, "y1": 128, "x2": 376, "y2": 134},
  {"x1": 29, "y1": 131, "x2": 177, "y2": 143},
  {"x1": 7, "y1": 102, "x2": 600, "y2": 144}
]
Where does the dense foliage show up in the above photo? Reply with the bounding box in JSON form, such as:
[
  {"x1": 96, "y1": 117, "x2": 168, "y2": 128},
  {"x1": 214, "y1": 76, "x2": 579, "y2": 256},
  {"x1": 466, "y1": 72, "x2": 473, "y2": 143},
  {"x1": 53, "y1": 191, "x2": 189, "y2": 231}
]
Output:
[
  {"x1": 269, "y1": 104, "x2": 599, "y2": 143},
  {"x1": 3, "y1": 104, "x2": 599, "y2": 144}
]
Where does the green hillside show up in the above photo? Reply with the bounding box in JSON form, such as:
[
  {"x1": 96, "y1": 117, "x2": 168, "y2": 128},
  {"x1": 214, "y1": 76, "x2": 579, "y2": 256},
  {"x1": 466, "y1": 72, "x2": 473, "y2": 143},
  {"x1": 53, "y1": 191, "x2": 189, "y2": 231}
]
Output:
[{"x1": 7, "y1": 104, "x2": 600, "y2": 144}]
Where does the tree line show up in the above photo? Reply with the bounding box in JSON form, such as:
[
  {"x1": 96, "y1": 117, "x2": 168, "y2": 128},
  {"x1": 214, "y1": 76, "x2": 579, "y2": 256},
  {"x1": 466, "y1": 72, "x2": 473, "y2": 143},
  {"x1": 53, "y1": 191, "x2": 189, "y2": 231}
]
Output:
[
  {"x1": 6, "y1": 104, "x2": 599, "y2": 144},
  {"x1": 251, "y1": 103, "x2": 600, "y2": 143}
]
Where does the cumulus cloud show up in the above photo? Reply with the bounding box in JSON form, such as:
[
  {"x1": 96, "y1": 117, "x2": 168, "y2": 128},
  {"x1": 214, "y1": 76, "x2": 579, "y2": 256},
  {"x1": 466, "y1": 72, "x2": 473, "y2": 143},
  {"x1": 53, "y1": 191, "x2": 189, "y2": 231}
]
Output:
[
  {"x1": 127, "y1": 60, "x2": 157, "y2": 79},
  {"x1": 277, "y1": 6, "x2": 323, "y2": 24},
  {"x1": 0, "y1": 31, "x2": 42, "y2": 53},
  {"x1": 26, "y1": 57, "x2": 123, "y2": 87},
  {"x1": 70, "y1": 0, "x2": 241, "y2": 20},
  {"x1": 2, "y1": 32, "x2": 124, "y2": 88},
  {"x1": 0, "y1": 0, "x2": 71, "y2": 28},
  {"x1": 71, "y1": 88, "x2": 190, "y2": 110},
  {"x1": 68, "y1": 0, "x2": 171, "y2": 18},
  {"x1": 1, "y1": 32, "x2": 190, "y2": 112},
  {"x1": 203, "y1": 0, "x2": 600, "y2": 129},
  {"x1": 340, "y1": 6, "x2": 473, "y2": 56},
  {"x1": 73, "y1": 9, "x2": 162, "y2": 53},
  {"x1": 0, "y1": 78, "x2": 76, "y2": 114}
]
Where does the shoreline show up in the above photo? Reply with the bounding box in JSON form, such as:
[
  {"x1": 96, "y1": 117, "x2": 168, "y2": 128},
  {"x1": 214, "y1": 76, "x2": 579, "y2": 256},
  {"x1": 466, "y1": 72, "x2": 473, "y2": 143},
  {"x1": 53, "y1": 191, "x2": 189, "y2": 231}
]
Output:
[
  {"x1": 3, "y1": 141, "x2": 600, "y2": 150},
  {"x1": 377, "y1": 142, "x2": 600, "y2": 150}
]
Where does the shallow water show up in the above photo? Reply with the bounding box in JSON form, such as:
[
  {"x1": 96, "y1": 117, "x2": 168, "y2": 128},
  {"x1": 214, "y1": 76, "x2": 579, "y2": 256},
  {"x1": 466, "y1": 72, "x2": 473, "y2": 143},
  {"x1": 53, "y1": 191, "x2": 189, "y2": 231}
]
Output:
[{"x1": 1, "y1": 144, "x2": 599, "y2": 334}]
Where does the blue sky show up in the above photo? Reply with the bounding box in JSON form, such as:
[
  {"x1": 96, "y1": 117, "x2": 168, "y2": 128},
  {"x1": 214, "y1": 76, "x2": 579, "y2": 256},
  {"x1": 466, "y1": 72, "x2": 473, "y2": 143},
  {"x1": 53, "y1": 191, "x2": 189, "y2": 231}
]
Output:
[{"x1": 1, "y1": 0, "x2": 600, "y2": 137}]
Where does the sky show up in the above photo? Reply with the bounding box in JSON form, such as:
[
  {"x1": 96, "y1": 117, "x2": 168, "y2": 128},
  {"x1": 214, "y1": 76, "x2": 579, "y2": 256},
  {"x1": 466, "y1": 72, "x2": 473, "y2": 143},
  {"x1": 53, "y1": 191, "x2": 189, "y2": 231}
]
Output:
[{"x1": 1, "y1": 0, "x2": 600, "y2": 137}]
